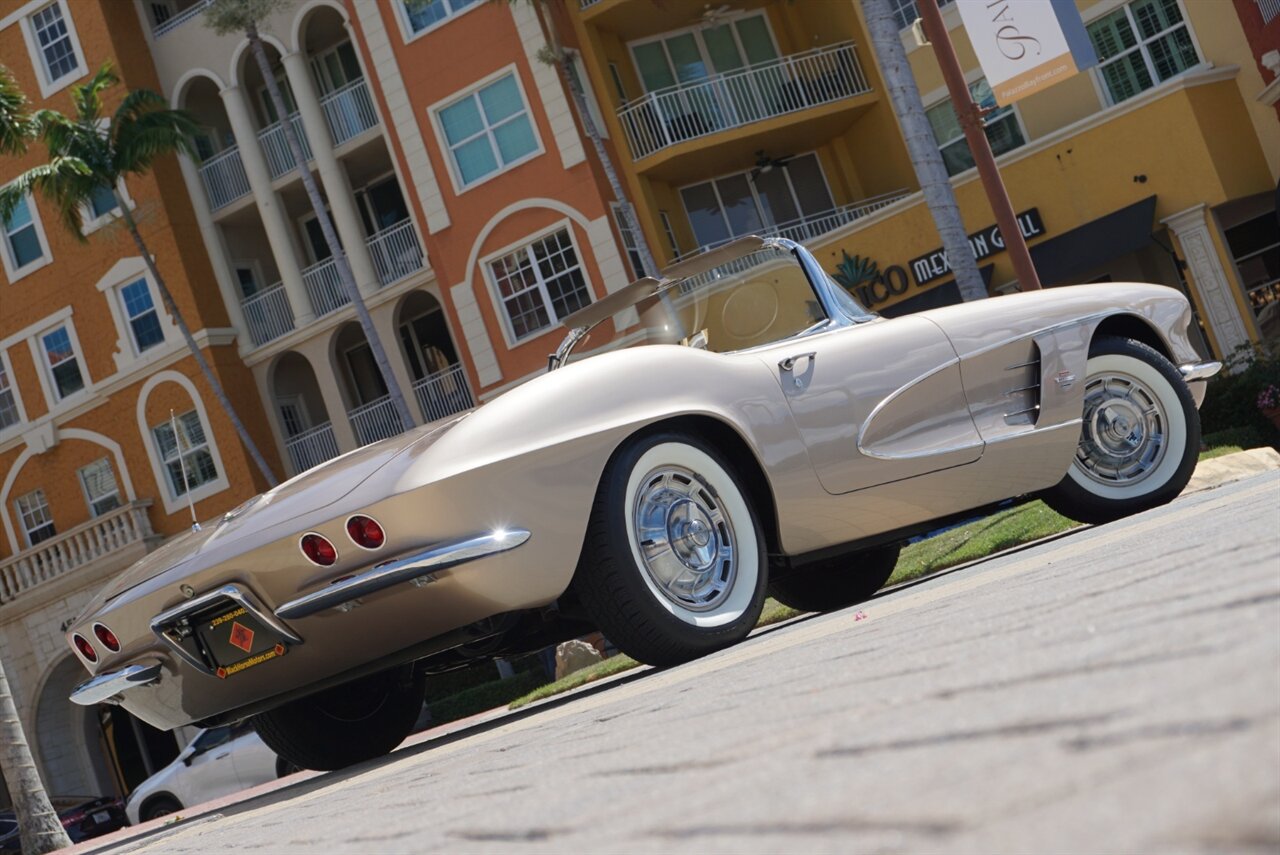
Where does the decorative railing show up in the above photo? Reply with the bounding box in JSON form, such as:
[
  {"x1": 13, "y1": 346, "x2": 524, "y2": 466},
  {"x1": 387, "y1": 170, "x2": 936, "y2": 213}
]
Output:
[
  {"x1": 284, "y1": 422, "x2": 340, "y2": 474},
  {"x1": 349, "y1": 396, "x2": 404, "y2": 446},
  {"x1": 152, "y1": 0, "x2": 212, "y2": 38},
  {"x1": 618, "y1": 42, "x2": 871, "y2": 160},
  {"x1": 320, "y1": 78, "x2": 379, "y2": 148},
  {"x1": 258, "y1": 113, "x2": 313, "y2": 180},
  {"x1": 0, "y1": 501, "x2": 156, "y2": 604},
  {"x1": 413, "y1": 363, "x2": 473, "y2": 424},
  {"x1": 241, "y1": 283, "x2": 295, "y2": 347},
  {"x1": 198, "y1": 146, "x2": 251, "y2": 211},
  {"x1": 1258, "y1": 0, "x2": 1280, "y2": 24},
  {"x1": 302, "y1": 257, "x2": 349, "y2": 318},
  {"x1": 367, "y1": 220, "x2": 426, "y2": 287},
  {"x1": 579, "y1": 0, "x2": 604, "y2": 7}
]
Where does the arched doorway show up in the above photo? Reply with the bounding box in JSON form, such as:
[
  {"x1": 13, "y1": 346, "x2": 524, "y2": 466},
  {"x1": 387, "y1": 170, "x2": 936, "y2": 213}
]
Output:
[
  {"x1": 395, "y1": 290, "x2": 473, "y2": 423},
  {"x1": 270, "y1": 351, "x2": 339, "y2": 474}
]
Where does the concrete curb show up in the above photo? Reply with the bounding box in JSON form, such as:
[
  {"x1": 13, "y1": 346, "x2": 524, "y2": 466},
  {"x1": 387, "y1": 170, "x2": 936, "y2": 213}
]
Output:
[{"x1": 1184, "y1": 447, "x2": 1280, "y2": 495}]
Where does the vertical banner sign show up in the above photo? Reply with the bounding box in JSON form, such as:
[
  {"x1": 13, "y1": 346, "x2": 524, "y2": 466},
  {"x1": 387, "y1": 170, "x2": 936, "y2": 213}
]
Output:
[{"x1": 955, "y1": 0, "x2": 1098, "y2": 105}]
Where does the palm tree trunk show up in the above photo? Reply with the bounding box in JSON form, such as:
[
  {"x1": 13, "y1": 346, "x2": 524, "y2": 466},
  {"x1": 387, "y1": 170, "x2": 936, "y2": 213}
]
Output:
[
  {"x1": 862, "y1": 0, "x2": 987, "y2": 301},
  {"x1": 247, "y1": 25, "x2": 415, "y2": 432},
  {"x1": 531, "y1": 4, "x2": 659, "y2": 276},
  {"x1": 0, "y1": 657, "x2": 71, "y2": 854},
  {"x1": 117, "y1": 192, "x2": 279, "y2": 488}
]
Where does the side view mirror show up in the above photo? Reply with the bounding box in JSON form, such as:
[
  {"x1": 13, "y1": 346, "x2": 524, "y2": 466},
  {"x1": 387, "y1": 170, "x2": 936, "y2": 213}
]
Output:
[{"x1": 181, "y1": 755, "x2": 193, "y2": 766}]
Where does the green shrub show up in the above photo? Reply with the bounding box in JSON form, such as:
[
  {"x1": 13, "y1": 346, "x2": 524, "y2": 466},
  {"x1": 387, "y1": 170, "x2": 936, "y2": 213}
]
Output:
[
  {"x1": 1202, "y1": 425, "x2": 1267, "y2": 451},
  {"x1": 1199, "y1": 345, "x2": 1280, "y2": 450}
]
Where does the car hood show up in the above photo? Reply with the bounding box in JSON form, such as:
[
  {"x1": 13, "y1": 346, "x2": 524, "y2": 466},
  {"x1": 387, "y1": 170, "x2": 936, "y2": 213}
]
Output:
[{"x1": 89, "y1": 415, "x2": 468, "y2": 607}]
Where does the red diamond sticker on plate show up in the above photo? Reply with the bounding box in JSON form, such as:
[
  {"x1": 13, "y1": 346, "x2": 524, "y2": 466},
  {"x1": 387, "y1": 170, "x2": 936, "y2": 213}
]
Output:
[{"x1": 228, "y1": 622, "x2": 255, "y2": 653}]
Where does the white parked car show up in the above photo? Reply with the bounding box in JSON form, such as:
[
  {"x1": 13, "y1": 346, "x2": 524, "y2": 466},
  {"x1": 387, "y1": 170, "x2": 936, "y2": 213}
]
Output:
[{"x1": 125, "y1": 722, "x2": 287, "y2": 823}]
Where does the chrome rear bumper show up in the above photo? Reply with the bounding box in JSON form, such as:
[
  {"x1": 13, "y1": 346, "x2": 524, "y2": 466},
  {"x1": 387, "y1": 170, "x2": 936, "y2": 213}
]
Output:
[
  {"x1": 70, "y1": 662, "x2": 162, "y2": 706},
  {"x1": 1179, "y1": 360, "x2": 1222, "y2": 408}
]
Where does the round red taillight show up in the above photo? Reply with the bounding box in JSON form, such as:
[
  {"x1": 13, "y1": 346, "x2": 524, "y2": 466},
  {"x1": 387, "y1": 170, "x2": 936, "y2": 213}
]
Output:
[
  {"x1": 72, "y1": 633, "x2": 97, "y2": 663},
  {"x1": 346, "y1": 515, "x2": 385, "y2": 550},
  {"x1": 300, "y1": 533, "x2": 337, "y2": 566},
  {"x1": 93, "y1": 623, "x2": 120, "y2": 652}
]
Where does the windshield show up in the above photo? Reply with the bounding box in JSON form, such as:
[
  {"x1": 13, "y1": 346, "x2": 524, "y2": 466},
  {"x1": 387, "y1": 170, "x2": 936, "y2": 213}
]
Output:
[{"x1": 571, "y1": 244, "x2": 833, "y2": 358}]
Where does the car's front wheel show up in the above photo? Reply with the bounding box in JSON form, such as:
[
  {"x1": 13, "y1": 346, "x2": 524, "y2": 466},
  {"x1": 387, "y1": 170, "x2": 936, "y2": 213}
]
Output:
[
  {"x1": 1042, "y1": 336, "x2": 1199, "y2": 525},
  {"x1": 768, "y1": 543, "x2": 901, "y2": 613},
  {"x1": 252, "y1": 666, "x2": 425, "y2": 771},
  {"x1": 574, "y1": 432, "x2": 768, "y2": 667},
  {"x1": 139, "y1": 795, "x2": 181, "y2": 822}
]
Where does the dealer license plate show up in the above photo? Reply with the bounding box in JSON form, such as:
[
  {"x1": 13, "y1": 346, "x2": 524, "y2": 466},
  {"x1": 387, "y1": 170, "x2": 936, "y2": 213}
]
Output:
[
  {"x1": 92, "y1": 811, "x2": 110, "y2": 824},
  {"x1": 195, "y1": 603, "x2": 287, "y2": 679}
]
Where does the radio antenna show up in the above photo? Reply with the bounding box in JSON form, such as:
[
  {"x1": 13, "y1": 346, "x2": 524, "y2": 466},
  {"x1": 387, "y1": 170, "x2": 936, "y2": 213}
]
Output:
[{"x1": 170, "y1": 409, "x2": 201, "y2": 532}]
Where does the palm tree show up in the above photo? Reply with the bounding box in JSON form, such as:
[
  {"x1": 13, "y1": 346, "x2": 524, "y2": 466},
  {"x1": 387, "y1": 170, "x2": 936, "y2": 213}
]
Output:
[
  {"x1": 203, "y1": 0, "x2": 415, "y2": 433},
  {"x1": 0, "y1": 65, "x2": 280, "y2": 488},
  {"x1": 861, "y1": 0, "x2": 987, "y2": 301},
  {"x1": 0, "y1": 66, "x2": 74, "y2": 855}
]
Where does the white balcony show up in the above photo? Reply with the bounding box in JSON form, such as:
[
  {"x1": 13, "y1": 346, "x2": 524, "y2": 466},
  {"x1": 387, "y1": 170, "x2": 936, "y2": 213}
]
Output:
[
  {"x1": 367, "y1": 220, "x2": 426, "y2": 287},
  {"x1": 618, "y1": 42, "x2": 872, "y2": 160},
  {"x1": 302, "y1": 257, "x2": 349, "y2": 318},
  {"x1": 284, "y1": 421, "x2": 340, "y2": 474},
  {"x1": 152, "y1": 0, "x2": 211, "y2": 38},
  {"x1": 241, "y1": 283, "x2": 296, "y2": 347},
  {"x1": 0, "y1": 501, "x2": 157, "y2": 604},
  {"x1": 349, "y1": 396, "x2": 404, "y2": 446},
  {"x1": 258, "y1": 114, "x2": 314, "y2": 180},
  {"x1": 320, "y1": 78, "x2": 379, "y2": 148},
  {"x1": 412, "y1": 363, "x2": 473, "y2": 424},
  {"x1": 198, "y1": 146, "x2": 251, "y2": 211}
]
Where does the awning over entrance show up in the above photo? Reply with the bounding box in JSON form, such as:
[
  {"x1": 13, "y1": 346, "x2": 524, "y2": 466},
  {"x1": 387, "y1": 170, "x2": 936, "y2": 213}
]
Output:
[{"x1": 1031, "y1": 196, "x2": 1158, "y2": 287}]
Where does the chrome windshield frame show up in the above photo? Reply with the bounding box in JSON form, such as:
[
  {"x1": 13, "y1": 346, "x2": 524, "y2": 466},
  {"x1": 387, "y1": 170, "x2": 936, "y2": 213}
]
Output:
[{"x1": 548, "y1": 236, "x2": 873, "y2": 370}]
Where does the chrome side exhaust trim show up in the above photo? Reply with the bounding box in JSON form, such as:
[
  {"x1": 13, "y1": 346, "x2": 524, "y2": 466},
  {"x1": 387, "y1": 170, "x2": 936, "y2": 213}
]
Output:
[
  {"x1": 274, "y1": 529, "x2": 532, "y2": 621},
  {"x1": 70, "y1": 662, "x2": 162, "y2": 706}
]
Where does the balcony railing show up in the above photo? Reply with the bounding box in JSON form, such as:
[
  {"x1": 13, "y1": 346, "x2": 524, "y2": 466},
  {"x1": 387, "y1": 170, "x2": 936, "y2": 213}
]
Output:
[
  {"x1": 0, "y1": 501, "x2": 156, "y2": 604},
  {"x1": 367, "y1": 220, "x2": 426, "y2": 287},
  {"x1": 284, "y1": 422, "x2": 341, "y2": 474},
  {"x1": 618, "y1": 42, "x2": 871, "y2": 160},
  {"x1": 302, "y1": 257, "x2": 349, "y2": 318},
  {"x1": 198, "y1": 146, "x2": 251, "y2": 211},
  {"x1": 413, "y1": 363, "x2": 474, "y2": 424},
  {"x1": 152, "y1": 0, "x2": 211, "y2": 38},
  {"x1": 349, "y1": 396, "x2": 404, "y2": 446},
  {"x1": 320, "y1": 78, "x2": 379, "y2": 148},
  {"x1": 241, "y1": 283, "x2": 296, "y2": 347},
  {"x1": 258, "y1": 113, "x2": 314, "y2": 180}
]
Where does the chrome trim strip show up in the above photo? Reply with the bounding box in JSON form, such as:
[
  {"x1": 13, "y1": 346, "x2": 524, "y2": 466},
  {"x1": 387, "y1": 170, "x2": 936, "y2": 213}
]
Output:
[
  {"x1": 70, "y1": 662, "x2": 162, "y2": 706},
  {"x1": 275, "y1": 529, "x2": 532, "y2": 621},
  {"x1": 1179, "y1": 360, "x2": 1222, "y2": 382},
  {"x1": 151, "y1": 584, "x2": 303, "y2": 674}
]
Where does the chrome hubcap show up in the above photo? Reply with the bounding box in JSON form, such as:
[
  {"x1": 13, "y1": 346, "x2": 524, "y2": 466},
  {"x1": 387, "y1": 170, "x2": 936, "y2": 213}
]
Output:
[
  {"x1": 633, "y1": 466, "x2": 736, "y2": 611},
  {"x1": 1076, "y1": 371, "x2": 1167, "y2": 485}
]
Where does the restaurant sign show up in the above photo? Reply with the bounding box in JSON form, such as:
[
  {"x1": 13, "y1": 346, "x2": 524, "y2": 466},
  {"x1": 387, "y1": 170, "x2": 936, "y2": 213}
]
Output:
[{"x1": 909, "y1": 209, "x2": 1046, "y2": 287}]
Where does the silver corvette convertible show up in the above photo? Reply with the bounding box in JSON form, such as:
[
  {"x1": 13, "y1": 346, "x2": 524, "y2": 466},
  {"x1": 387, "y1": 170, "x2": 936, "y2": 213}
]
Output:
[{"x1": 67, "y1": 237, "x2": 1219, "y2": 770}]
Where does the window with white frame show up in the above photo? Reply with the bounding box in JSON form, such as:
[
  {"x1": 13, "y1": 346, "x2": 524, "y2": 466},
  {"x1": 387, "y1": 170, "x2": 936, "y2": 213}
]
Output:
[
  {"x1": 86, "y1": 183, "x2": 119, "y2": 221},
  {"x1": 15, "y1": 489, "x2": 55, "y2": 547},
  {"x1": 39, "y1": 324, "x2": 85, "y2": 401},
  {"x1": 0, "y1": 358, "x2": 20, "y2": 432},
  {"x1": 119, "y1": 278, "x2": 165, "y2": 353},
  {"x1": 152, "y1": 410, "x2": 219, "y2": 497},
  {"x1": 612, "y1": 204, "x2": 646, "y2": 278},
  {"x1": 29, "y1": 2, "x2": 82, "y2": 87},
  {"x1": 488, "y1": 228, "x2": 592, "y2": 341},
  {"x1": 679, "y1": 153, "x2": 835, "y2": 249},
  {"x1": 1087, "y1": 0, "x2": 1200, "y2": 105},
  {"x1": 78, "y1": 457, "x2": 121, "y2": 517},
  {"x1": 889, "y1": 0, "x2": 955, "y2": 30},
  {"x1": 400, "y1": 0, "x2": 482, "y2": 36},
  {"x1": 926, "y1": 77, "x2": 1026, "y2": 177},
  {"x1": 3, "y1": 194, "x2": 48, "y2": 275},
  {"x1": 437, "y1": 73, "x2": 539, "y2": 188}
]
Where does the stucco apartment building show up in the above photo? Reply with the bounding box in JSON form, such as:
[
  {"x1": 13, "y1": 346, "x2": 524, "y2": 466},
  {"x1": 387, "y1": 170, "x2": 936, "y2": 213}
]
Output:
[{"x1": 1, "y1": 0, "x2": 1276, "y2": 804}]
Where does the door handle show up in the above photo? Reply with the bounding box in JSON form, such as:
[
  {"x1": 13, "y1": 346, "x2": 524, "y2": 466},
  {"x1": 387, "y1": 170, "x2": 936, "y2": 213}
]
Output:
[
  {"x1": 778, "y1": 352, "x2": 816, "y2": 372},
  {"x1": 214, "y1": 752, "x2": 230, "y2": 760}
]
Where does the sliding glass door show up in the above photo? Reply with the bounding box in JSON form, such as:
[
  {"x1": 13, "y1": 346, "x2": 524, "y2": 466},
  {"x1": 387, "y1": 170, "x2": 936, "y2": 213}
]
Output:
[{"x1": 679, "y1": 153, "x2": 835, "y2": 249}]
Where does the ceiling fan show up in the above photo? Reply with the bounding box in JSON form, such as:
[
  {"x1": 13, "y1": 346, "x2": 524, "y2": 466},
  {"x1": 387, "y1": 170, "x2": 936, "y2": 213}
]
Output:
[
  {"x1": 692, "y1": 3, "x2": 734, "y2": 28},
  {"x1": 748, "y1": 150, "x2": 793, "y2": 182}
]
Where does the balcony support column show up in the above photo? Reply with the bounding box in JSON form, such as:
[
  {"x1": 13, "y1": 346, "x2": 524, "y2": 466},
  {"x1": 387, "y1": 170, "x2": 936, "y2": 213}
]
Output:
[
  {"x1": 219, "y1": 84, "x2": 316, "y2": 325},
  {"x1": 281, "y1": 51, "x2": 380, "y2": 297},
  {"x1": 175, "y1": 152, "x2": 253, "y2": 353},
  {"x1": 295, "y1": 337, "x2": 359, "y2": 453},
  {"x1": 369, "y1": 304, "x2": 421, "y2": 425}
]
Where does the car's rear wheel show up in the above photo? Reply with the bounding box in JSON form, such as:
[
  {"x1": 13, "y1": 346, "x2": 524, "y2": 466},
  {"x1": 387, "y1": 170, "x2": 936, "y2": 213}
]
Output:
[
  {"x1": 1042, "y1": 336, "x2": 1199, "y2": 525},
  {"x1": 768, "y1": 543, "x2": 901, "y2": 613},
  {"x1": 140, "y1": 795, "x2": 181, "y2": 822},
  {"x1": 574, "y1": 432, "x2": 768, "y2": 667},
  {"x1": 252, "y1": 666, "x2": 425, "y2": 771}
]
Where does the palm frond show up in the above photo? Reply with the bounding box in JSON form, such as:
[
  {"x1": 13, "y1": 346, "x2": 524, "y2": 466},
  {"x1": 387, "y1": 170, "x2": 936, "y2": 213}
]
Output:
[
  {"x1": 113, "y1": 87, "x2": 167, "y2": 128},
  {"x1": 0, "y1": 65, "x2": 33, "y2": 156},
  {"x1": 113, "y1": 107, "x2": 199, "y2": 173},
  {"x1": 0, "y1": 157, "x2": 93, "y2": 228},
  {"x1": 72, "y1": 63, "x2": 118, "y2": 125}
]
